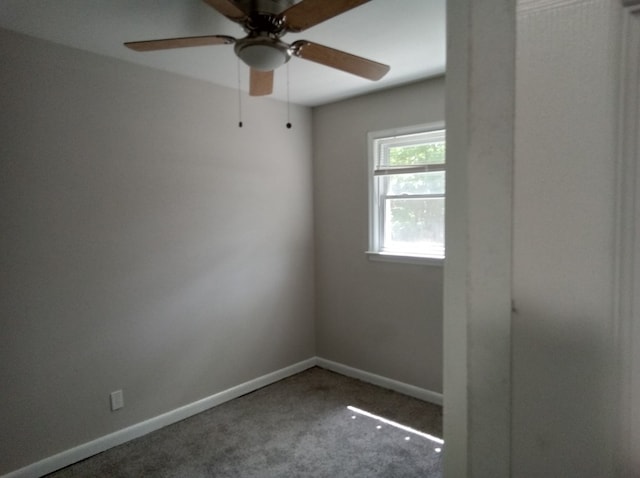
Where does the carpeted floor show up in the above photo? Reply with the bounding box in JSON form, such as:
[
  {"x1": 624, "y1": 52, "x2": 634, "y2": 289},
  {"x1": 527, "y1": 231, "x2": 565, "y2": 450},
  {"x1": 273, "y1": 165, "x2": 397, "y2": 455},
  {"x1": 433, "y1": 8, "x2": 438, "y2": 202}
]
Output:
[{"x1": 46, "y1": 367, "x2": 443, "y2": 477}]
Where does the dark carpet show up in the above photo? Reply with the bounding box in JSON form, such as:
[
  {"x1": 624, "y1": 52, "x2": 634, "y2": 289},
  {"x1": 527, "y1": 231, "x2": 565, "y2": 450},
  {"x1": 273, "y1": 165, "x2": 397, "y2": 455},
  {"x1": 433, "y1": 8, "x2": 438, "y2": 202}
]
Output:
[{"x1": 46, "y1": 367, "x2": 443, "y2": 477}]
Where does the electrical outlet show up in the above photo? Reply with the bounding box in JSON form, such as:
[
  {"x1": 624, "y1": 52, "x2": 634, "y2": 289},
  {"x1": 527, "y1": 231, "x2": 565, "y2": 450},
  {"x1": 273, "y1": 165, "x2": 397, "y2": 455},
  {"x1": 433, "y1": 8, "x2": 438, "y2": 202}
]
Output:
[{"x1": 110, "y1": 390, "x2": 124, "y2": 411}]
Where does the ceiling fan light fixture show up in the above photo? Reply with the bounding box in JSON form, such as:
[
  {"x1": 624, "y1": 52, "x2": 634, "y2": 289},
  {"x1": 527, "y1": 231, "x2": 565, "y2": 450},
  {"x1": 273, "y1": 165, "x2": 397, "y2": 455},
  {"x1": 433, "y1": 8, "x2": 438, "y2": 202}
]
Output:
[
  {"x1": 125, "y1": 0, "x2": 391, "y2": 97},
  {"x1": 234, "y1": 37, "x2": 291, "y2": 71}
]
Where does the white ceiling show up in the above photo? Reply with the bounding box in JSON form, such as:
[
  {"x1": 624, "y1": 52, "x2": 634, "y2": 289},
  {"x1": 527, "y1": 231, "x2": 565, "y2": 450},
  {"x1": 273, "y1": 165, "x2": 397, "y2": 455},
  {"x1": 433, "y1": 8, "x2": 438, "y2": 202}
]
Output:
[{"x1": 0, "y1": 0, "x2": 446, "y2": 107}]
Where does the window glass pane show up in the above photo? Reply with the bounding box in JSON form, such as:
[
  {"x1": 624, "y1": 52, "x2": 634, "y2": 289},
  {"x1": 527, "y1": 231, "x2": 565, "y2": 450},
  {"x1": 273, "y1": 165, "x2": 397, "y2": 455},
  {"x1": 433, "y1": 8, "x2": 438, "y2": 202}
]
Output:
[
  {"x1": 385, "y1": 171, "x2": 445, "y2": 195},
  {"x1": 383, "y1": 141, "x2": 445, "y2": 167},
  {"x1": 383, "y1": 197, "x2": 445, "y2": 256},
  {"x1": 369, "y1": 126, "x2": 446, "y2": 259}
]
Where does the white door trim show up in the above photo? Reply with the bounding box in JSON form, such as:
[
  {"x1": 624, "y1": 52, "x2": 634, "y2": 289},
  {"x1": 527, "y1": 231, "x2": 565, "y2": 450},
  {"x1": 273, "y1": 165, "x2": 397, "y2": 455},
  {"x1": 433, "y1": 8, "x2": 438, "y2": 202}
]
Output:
[
  {"x1": 615, "y1": 4, "x2": 640, "y2": 477},
  {"x1": 444, "y1": 1, "x2": 515, "y2": 477}
]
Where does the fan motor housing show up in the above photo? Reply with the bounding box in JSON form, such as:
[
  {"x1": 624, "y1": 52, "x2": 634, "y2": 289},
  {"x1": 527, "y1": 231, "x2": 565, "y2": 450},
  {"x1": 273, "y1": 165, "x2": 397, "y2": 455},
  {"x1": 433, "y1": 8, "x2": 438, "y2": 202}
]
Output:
[{"x1": 244, "y1": 13, "x2": 286, "y2": 35}]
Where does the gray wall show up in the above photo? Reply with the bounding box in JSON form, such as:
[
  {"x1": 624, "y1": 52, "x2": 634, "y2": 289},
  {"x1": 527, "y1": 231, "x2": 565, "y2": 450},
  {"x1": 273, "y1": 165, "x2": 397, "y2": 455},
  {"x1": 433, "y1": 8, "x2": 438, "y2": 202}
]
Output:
[
  {"x1": 312, "y1": 78, "x2": 445, "y2": 393},
  {"x1": 512, "y1": 1, "x2": 620, "y2": 476},
  {"x1": 0, "y1": 28, "x2": 315, "y2": 474}
]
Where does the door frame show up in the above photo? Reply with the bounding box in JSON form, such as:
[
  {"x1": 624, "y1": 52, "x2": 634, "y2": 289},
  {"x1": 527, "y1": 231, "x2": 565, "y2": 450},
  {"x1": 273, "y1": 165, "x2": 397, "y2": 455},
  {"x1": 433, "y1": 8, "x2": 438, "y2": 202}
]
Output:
[{"x1": 615, "y1": 3, "x2": 640, "y2": 477}]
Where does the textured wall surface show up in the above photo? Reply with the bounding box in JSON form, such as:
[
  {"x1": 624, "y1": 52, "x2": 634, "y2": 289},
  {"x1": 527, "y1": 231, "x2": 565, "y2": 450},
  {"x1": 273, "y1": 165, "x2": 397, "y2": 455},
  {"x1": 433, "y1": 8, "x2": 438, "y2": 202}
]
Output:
[
  {"x1": 513, "y1": 1, "x2": 621, "y2": 476},
  {"x1": 0, "y1": 28, "x2": 315, "y2": 475},
  {"x1": 312, "y1": 78, "x2": 445, "y2": 393}
]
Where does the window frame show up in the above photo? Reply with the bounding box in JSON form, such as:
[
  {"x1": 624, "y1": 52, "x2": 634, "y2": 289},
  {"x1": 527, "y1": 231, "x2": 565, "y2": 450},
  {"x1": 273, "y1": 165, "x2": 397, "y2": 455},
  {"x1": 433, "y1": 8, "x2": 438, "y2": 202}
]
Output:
[{"x1": 366, "y1": 122, "x2": 446, "y2": 266}]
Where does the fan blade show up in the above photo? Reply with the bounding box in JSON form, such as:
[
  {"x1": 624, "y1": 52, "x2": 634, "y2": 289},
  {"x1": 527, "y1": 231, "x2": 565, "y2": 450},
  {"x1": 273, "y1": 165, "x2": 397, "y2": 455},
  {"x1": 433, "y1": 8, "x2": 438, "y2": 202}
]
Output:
[
  {"x1": 202, "y1": 0, "x2": 247, "y2": 22},
  {"x1": 250, "y1": 69, "x2": 274, "y2": 96},
  {"x1": 292, "y1": 40, "x2": 389, "y2": 80},
  {"x1": 125, "y1": 35, "x2": 234, "y2": 52},
  {"x1": 280, "y1": 0, "x2": 370, "y2": 32}
]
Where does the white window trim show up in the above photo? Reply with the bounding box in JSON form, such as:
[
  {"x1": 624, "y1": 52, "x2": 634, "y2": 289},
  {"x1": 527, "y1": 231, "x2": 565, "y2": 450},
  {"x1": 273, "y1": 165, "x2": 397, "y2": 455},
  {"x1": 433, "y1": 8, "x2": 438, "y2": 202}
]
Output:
[
  {"x1": 367, "y1": 121, "x2": 446, "y2": 266},
  {"x1": 365, "y1": 251, "x2": 444, "y2": 266}
]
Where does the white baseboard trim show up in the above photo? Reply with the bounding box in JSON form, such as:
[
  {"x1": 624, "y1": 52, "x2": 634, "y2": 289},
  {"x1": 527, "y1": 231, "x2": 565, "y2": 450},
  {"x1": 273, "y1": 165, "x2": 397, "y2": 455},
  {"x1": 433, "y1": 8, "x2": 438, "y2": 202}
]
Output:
[
  {"x1": 3, "y1": 356, "x2": 442, "y2": 478},
  {"x1": 2, "y1": 358, "x2": 316, "y2": 478},
  {"x1": 315, "y1": 357, "x2": 443, "y2": 406}
]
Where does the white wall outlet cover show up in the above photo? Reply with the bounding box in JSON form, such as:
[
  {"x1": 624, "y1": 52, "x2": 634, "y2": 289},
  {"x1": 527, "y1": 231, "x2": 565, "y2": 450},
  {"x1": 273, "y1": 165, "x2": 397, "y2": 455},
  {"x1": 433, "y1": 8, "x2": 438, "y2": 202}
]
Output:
[{"x1": 110, "y1": 390, "x2": 124, "y2": 411}]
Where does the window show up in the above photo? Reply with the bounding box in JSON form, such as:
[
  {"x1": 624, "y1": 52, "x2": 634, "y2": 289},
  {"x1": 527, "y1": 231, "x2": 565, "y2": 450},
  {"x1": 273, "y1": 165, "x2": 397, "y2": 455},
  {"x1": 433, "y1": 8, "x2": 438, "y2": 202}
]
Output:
[{"x1": 367, "y1": 124, "x2": 446, "y2": 264}]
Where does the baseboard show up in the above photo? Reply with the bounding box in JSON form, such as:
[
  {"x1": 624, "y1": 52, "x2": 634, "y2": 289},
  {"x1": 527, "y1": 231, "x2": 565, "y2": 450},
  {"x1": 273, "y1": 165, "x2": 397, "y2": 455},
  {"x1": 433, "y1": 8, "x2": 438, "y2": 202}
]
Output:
[
  {"x1": 315, "y1": 357, "x2": 443, "y2": 406},
  {"x1": 3, "y1": 356, "x2": 442, "y2": 478},
  {"x1": 2, "y1": 358, "x2": 316, "y2": 478}
]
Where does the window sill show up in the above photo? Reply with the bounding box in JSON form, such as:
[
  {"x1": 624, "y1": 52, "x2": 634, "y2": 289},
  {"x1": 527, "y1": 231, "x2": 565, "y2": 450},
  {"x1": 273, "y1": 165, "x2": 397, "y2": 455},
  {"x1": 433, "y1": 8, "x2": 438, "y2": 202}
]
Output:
[{"x1": 365, "y1": 251, "x2": 444, "y2": 267}]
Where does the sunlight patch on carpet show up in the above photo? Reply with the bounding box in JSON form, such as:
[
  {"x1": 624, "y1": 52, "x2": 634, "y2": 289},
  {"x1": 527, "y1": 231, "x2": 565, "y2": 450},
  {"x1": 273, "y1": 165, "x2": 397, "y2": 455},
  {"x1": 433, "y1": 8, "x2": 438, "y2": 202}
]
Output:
[{"x1": 347, "y1": 405, "x2": 445, "y2": 448}]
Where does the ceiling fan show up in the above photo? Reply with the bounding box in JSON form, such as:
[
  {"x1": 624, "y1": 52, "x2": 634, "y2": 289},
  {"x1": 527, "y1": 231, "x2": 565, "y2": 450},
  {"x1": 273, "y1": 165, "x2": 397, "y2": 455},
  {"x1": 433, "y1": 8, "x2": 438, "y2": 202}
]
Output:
[{"x1": 124, "y1": 0, "x2": 390, "y2": 97}]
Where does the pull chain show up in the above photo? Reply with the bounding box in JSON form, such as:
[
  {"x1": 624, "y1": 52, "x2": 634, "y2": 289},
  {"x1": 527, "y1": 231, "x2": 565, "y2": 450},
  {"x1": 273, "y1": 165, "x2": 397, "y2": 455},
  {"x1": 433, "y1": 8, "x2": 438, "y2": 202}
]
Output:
[
  {"x1": 237, "y1": 59, "x2": 243, "y2": 128},
  {"x1": 286, "y1": 62, "x2": 292, "y2": 129}
]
